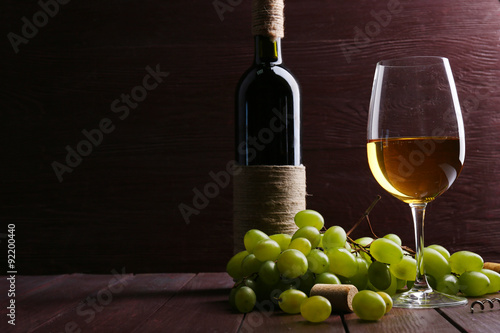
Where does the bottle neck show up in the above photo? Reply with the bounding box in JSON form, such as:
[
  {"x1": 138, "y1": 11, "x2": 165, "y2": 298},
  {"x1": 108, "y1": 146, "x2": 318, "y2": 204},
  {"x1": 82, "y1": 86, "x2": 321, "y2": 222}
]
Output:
[{"x1": 254, "y1": 35, "x2": 282, "y2": 65}]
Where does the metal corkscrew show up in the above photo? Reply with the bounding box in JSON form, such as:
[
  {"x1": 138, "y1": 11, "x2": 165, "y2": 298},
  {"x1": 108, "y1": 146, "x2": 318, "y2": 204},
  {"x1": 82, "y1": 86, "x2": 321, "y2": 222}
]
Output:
[{"x1": 470, "y1": 298, "x2": 500, "y2": 313}]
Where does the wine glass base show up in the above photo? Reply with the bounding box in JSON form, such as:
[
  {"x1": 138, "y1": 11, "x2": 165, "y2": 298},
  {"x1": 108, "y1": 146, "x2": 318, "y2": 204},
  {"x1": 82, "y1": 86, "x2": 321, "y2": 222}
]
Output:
[{"x1": 392, "y1": 289, "x2": 468, "y2": 309}]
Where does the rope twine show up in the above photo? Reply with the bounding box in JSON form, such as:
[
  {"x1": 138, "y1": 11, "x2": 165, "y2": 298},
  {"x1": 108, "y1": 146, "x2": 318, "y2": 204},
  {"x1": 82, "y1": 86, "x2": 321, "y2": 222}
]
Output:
[
  {"x1": 251, "y1": 0, "x2": 285, "y2": 40},
  {"x1": 233, "y1": 165, "x2": 306, "y2": 252}
]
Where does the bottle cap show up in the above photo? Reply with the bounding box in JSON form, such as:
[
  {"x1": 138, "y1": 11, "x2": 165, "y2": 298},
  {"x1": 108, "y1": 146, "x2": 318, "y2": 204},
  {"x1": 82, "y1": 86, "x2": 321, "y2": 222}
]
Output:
[{"x1": 252, "y1": 0, "x2": 285, "y2": 40}]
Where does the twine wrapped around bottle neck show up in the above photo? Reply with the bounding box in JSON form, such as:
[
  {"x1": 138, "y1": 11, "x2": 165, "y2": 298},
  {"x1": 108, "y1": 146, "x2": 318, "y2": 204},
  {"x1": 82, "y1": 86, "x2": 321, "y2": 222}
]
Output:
[
  {"x1": 233, "y1": 165, "x2": 306, "y2": 253},
  {"x1": 252, "y1": 0, "x2": 285, "y2": 41}
]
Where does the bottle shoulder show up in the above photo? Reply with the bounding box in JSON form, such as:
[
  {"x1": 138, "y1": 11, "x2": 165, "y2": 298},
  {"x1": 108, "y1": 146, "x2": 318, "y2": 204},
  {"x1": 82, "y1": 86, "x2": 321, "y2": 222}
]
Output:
[{"x1": 236, "y1": 63, "x2": 300, "y2": 91}]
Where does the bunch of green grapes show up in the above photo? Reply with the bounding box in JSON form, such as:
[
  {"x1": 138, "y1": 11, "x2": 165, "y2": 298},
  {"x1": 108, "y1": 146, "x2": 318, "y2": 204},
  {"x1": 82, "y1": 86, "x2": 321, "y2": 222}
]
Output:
[
  {"x1": 425, "y1": 249, "x2": 500, "y2": 297},
  {"x1": 226, "y1": 209, "x2": 500, "y2": 321},
  {"x1": 358, "y1": 239, "x2": 500, "y2": 298}
]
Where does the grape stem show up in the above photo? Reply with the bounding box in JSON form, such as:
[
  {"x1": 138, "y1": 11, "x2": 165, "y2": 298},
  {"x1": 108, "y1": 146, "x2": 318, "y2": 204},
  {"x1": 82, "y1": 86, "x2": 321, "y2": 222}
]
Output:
[
  {"x1": 346, "y1": 195, "x2": 381, "y2": 237},
  {"x1": 232, "y1": 272, "x2": 258, "y2": 289},
  {"x1": 401, "y1": 245, "x2": 416, "y2": 256},
  {"x1": 345, "y1": 196, "x2": 381, "y2": 261},
  {"x1": 365, "y1": 215, "x2": 379, "y2": 239},
  {"x1": 345, "y1": 195, "x2": 416, "y2": 259},
  {"x1": 347, "y1": 235, "x2": 376, "y2": 262}
]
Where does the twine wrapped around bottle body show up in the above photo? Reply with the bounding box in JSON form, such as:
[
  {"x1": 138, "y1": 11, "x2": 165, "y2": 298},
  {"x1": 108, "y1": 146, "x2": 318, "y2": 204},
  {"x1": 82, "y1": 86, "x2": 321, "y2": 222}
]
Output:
[
  {"x1": 252, "y1": 0, "x2": 285, "y2": 40},
  {"x1": 233, "y1": 165, "x2": 306, "y2": 252}
]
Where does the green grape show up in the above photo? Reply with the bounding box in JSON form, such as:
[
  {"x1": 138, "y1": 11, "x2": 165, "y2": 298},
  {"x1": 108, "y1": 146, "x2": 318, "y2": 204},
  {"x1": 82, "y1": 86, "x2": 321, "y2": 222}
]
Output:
[
  {"x1": 243, "y1": 278, "x2": 265, "y2": 301},
  {"x1": 275, "y1": 279, "x2": 295, "y2": 293},
  {"x1": 352, "y1": 290, "x2": 386, "y2": 321},
  {"x1": 370, "y1": 238, "x2": 403, "y2": 264},
  {"x1": 458, "y1": 271, "x2": 490, "y2": 297},
  {"x1": 298, "y1": 270, "x2": 316, "y2": 295},
  {"x1": 268, "y1": 285, "x2": 283, "y2": 305},
  {"x1": 292, "y1": 226, "x2": 321, "y2": 248},
  {"x1": 383, "y1": 233, "x2": 402, "y2": 246},
  {"x1": 337, "y1": 275, "x2": 351, "y2": 284},
  {"x1": 318, "y1": 233, "x2": 324, "y2": 248},
  {"x1": 234, "y1": 286, "x2": 256, "y2": 313},
  {"x1": 277, "y1": 249, "x2": 308, "y2": 279},
  {"x1": 229, "y1": 286, "x2": 238, "y2": 309},
  {"x1": 426, "y1": 274, "x2": 437, "y2": 289},
  {"x1": 435, "y1": 274, "x2": 459, "y2": 295},
  {"x1": 396, "y1": 278, "x2": 406, "y2": 290},
  {"x1": 294, "y1": 209, "x2": 324, "y2": 230},
  {"x1": 354, "y1": 237, "x2": 373, "y2": 263},
  {"x1": 480, "y1": 269, "x2": 500, "y2": 294},
  {"x1": 244, "y1": 229, "x2": 269, "y2": 253},
  {"x1": 315, "y1": 272, "x2": 341, "y2": 285},
  {"x1": 407, "y1": 280, "x2": 414, "y2": 289},
  {"x1": 253, "y1": 238, "x2": 281, "y2": 262},
  {"x1": 427, "y1": 244, "x2": 450, "y2": 261},
  {"x1": 327, "y1": 248, "x2": 358, "y2": 277},
  {"x1": 377, "y1": 272, "x2": 398, "y2": 296},
  {"x1": 300, "y1": 296, "x2": 332, "y2": 323},
  {"x1": 322, "y1": 226, "x2": 347, "y2": 250},
  {"x1": 354, "y1": 237, "x2": 373, "y2": 246},
  {"x1": 307, "y1": 249, "x2": 329, "y2": 274},
  {"x1": 360, "y1": 253, "x2": 372, "y2": 265},
  {"x1": 229, "y1": 286, "x2": 250, "y2": 309},
  {"x1": 278, "y1": 289, "x2": 308, "y2": 314},
  {"x1": 226, "y1": 250, "x2": 249, "y2": 280},
  {"x1": 269, "y1": 233, "x2": 292, "y2": 251},
  {"x1": 368, "y1": 261, "x2": 392, "y2": 290},
  {"x1": 241, "y1": 254, "x2": 263, "y2": 277},
  {"x1": 348, "y1": 257, "x2": 369, "y2": 290},
  {"x1": 389, "y1": 256, "x2": 416, "y2": 281},
  {"x1": 258, "y1": 261, "x2": 280, "y2": 285},
  {"x1": 423, "y1": 247, "x2": 451, "y2": 279},
  {"x1": 449, "y1": 250, "x2": 484, "y2": 274},
  {"x1": 376, "y1": 291, "x2": 393, "y2": 313},
  {"x1": 280, "y1": 276, "x2": 301, "y2": 290},
  {"x1": 253, "y1": 278, "x2": 274, "y2": 303},
  {"x1": 243, "y1": 278, "x2": 257, "y2": 291},
  {"x1": 288, "y1": 237, "x2": 312, "y2": 256}
]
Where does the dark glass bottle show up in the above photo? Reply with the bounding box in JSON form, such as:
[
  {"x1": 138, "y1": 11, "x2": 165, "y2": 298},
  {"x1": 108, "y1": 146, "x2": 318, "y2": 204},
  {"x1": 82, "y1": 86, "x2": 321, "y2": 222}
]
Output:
[
  {"x1": 235, "y1": 35, "x2": 301, "y2": 166},
  {"x1": 232, "y1": 0, "x2": 305, "y2": 252}
]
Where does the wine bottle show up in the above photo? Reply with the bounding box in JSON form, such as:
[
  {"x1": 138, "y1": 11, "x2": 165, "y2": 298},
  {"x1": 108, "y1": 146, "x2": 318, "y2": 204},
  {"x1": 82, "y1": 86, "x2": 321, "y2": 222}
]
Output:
[
  {"x1": 235, "y1": 1, "x2": 300, "y2": 165},
  {"x1": 233, "y1": 0, "x2": 306, "y2": 251}
]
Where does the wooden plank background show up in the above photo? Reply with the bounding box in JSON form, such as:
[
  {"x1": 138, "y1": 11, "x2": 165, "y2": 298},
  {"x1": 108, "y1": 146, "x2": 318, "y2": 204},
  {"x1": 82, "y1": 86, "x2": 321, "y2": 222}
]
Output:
[
  {"x1": 1, "y1": 273, "x2": 499, "y2": 332},
  {"x1": 0, "y1": 0, "x2": 499, "y2": 274}
]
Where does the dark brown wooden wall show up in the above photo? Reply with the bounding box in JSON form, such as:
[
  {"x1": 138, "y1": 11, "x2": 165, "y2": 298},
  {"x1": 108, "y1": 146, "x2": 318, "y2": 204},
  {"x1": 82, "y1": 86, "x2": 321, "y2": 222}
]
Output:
[{"x1": 1, "y1": 0, "x2": 499, "y2": 274}]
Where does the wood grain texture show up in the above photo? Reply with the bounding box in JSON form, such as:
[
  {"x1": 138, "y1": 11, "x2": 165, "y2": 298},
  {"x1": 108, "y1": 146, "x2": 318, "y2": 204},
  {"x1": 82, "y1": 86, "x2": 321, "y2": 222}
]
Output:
[
  {"x1": 0, "y1": 274, "x2": 129, "y2": 332},
  {"x1": 34, "y1": 273, "x2": 196, "y2": 333},
  {"x1": 3, "y1": 273, "x2": 500, "y2": 333},
  {"x1": 438, "y1": 299, "x2": 500, "y2": 333},
  {"x1": 0, "y1": 0, "x2": 499, "y2": 274},
  {"x1": 134, "y1": 272, "x2": 241, "y2": 333},
  {"x1": 343, "y1": 307, "x2": 460, "y2": 333},
  {"x1": 242, "y1": 309, "x2": 345, "y2": 333},
  {"x1": 0, "y1": 274, "x2": 64, "y2": 312}
]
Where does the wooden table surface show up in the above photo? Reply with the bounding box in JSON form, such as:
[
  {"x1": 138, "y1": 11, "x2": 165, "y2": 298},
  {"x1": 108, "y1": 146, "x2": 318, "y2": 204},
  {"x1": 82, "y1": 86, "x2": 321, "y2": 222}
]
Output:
[{"x1": 0, "y1": 272, "x2": 499, "y2": 333}]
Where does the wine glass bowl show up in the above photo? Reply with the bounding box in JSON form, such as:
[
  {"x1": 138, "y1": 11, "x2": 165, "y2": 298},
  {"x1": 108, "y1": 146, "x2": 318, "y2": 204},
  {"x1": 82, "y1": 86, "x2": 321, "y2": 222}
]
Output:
[{"x1": 367, "y1": 56, "x2": 467, "y2": 308}]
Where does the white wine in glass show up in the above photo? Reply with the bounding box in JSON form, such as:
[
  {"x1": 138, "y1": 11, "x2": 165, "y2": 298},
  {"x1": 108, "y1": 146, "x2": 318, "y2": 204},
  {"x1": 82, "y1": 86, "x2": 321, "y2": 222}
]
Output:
[{"x1": 367, "y1": 56, "x2": 467, "y2": 308}]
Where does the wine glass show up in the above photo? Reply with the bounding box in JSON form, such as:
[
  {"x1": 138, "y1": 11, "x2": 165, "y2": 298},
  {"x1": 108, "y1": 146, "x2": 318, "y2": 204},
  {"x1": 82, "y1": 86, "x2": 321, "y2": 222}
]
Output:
[{"x1": 366, "y1": 56, "x2": 467, "y2": 308}]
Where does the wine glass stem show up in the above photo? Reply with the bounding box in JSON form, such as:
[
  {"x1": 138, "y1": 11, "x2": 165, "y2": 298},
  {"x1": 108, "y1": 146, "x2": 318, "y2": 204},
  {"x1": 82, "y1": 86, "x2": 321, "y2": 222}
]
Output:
[{"x1": 409, "y1": 203, "x2": 432, "y2": 292}]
